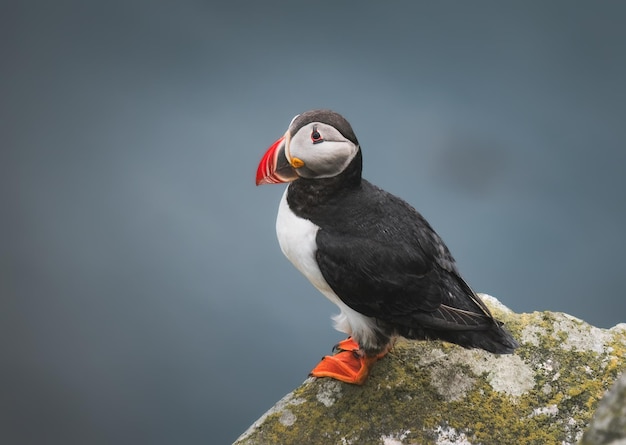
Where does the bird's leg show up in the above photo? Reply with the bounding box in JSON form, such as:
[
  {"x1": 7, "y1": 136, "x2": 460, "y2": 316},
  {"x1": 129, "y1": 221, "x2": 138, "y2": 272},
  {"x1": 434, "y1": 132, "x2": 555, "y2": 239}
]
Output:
[{"x1": 310, "y1": 337, "x2": 388, "y2": 385}]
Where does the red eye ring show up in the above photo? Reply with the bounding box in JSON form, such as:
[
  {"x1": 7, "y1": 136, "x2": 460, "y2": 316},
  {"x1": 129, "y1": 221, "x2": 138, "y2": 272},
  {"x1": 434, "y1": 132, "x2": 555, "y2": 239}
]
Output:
[{"x1": 311, "y1": 125, "x2": 324, "y2": 144}]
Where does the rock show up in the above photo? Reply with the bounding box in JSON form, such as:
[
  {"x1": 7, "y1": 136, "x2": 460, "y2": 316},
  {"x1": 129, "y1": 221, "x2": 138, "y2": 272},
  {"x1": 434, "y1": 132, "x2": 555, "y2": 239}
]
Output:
[
  {"x1": 580, "y1": 372, "x2": 626, "y2": 445},
  {"x1": 234, "y1": 295, "x2": 626, "y2": 445}
]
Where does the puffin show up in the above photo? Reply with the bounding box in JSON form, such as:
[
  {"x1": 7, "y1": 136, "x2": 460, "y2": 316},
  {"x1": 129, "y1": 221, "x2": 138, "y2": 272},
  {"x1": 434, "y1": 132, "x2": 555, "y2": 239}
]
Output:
[{"x1": 255, "y1": 109, "x2": 519, "y2": 385}]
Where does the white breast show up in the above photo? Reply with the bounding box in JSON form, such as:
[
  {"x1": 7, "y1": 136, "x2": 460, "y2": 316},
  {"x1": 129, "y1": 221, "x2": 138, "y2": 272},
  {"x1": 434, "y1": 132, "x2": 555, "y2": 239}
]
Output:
[
  {"x1": 276, "y1": 188, "x2": 331, "y2": 295},
  {"x1": 275, "y1": 187, "x2": 380, "y2": 347}
]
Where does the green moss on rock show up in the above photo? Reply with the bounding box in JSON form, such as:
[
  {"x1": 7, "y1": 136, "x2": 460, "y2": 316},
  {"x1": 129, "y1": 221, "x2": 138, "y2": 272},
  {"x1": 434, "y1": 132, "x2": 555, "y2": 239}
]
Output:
[
  {"x1": 234, "y1": 295, "x2": 626, "y2": 445},
  {"x1": 580, "y1": 371, "x2": 626, "y2": 445}
]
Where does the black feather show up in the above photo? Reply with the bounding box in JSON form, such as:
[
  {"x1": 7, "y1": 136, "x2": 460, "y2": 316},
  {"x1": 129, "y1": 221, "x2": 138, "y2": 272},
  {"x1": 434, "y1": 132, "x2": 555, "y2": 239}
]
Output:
[{"x1": 287, "y1": 147, "x2": 519, "y2": 355}]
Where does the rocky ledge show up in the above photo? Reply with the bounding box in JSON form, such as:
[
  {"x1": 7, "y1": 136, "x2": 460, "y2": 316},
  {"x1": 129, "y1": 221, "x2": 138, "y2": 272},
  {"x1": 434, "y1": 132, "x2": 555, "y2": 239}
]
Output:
[{"x1": 234, "y1": 295, "x2": 626, "y2": 445}]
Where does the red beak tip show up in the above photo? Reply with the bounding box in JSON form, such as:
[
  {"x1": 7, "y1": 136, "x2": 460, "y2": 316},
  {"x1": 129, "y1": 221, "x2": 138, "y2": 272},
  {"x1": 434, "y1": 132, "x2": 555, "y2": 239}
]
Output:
[{"x1": 255, "y1": 135, "x2": 286, "y2": 186}]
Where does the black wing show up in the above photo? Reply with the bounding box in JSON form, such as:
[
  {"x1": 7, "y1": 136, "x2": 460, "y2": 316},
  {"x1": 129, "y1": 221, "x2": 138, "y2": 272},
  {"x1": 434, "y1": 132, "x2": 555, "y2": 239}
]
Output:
[{"x1": 314, "y1": 186, "x2": 497, "y2": 331}]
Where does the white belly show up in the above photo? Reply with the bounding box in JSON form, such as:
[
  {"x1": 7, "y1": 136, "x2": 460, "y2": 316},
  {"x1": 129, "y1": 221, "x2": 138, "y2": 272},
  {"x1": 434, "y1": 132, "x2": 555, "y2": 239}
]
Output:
[{"x1": 275, "y1": 187, "x2": 380, "y2": 346}]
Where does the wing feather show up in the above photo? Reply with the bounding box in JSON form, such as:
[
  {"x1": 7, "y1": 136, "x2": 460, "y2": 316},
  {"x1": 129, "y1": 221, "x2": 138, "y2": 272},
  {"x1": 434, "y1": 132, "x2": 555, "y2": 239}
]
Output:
[{"x1": 315, "y1": 229, "x2": 498, "y2": 332}]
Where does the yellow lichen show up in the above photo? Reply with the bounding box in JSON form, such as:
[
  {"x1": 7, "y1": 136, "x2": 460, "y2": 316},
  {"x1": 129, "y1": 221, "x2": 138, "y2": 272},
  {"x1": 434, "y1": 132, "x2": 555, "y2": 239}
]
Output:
[{"x1": 235, "y1": 303, "x2": 626, "y2": 445}]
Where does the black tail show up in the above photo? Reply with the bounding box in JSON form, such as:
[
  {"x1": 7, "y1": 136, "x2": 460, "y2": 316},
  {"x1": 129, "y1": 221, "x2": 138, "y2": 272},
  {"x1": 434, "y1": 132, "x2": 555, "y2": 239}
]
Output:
[{"x1": 399, "y1": 322, "x2": 519, "y2": 354}]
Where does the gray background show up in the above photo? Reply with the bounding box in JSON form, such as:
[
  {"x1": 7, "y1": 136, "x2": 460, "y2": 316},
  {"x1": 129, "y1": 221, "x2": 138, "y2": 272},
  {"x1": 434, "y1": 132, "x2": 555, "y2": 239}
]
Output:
[{"x1": 3, "y1": 1, "x2": 625, "y2": 444}]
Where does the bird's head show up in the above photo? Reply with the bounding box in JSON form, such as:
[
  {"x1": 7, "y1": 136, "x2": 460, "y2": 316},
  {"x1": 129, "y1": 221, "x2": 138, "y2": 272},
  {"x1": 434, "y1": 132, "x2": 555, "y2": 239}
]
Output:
[{"x1": 256, "y1": 109, "x2": 361, "y2": 185}]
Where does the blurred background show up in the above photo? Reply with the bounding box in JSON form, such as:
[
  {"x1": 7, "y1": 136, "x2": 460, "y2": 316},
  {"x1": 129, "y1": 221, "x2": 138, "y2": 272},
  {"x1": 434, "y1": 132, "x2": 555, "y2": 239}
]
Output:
[{"x1": 2, "y1": 1, "x2": 625, "y2": 444}]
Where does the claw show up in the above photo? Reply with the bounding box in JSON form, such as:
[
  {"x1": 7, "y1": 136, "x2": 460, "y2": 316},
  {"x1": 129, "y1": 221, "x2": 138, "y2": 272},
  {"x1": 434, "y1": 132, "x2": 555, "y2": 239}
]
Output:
[
  {"x1": 310, "y1": 337, "x2": 387, "y2": 385},
  {"x1": 332, "y1": 337, "x2": 360, "y2": 353}
]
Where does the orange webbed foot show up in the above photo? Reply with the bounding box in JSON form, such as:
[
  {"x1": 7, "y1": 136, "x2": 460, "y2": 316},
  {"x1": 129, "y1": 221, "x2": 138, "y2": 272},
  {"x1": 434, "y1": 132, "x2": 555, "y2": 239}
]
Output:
[{"x1": 310, "y1": 337, "x2": 387, "y2": 385}]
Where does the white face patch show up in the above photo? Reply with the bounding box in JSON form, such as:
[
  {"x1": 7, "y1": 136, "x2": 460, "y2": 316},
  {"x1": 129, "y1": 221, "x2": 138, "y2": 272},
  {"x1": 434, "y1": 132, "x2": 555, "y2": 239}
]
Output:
[{"x1": 288, "y1": 122, "x2": 359, "y2": 179}]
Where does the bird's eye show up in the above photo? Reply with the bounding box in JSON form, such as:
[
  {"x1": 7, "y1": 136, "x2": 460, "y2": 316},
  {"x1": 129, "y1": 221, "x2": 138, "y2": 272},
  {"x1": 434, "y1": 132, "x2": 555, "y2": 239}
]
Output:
[{"x1": 311, "y1": 126, "x2": 324, "y2": 144}]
